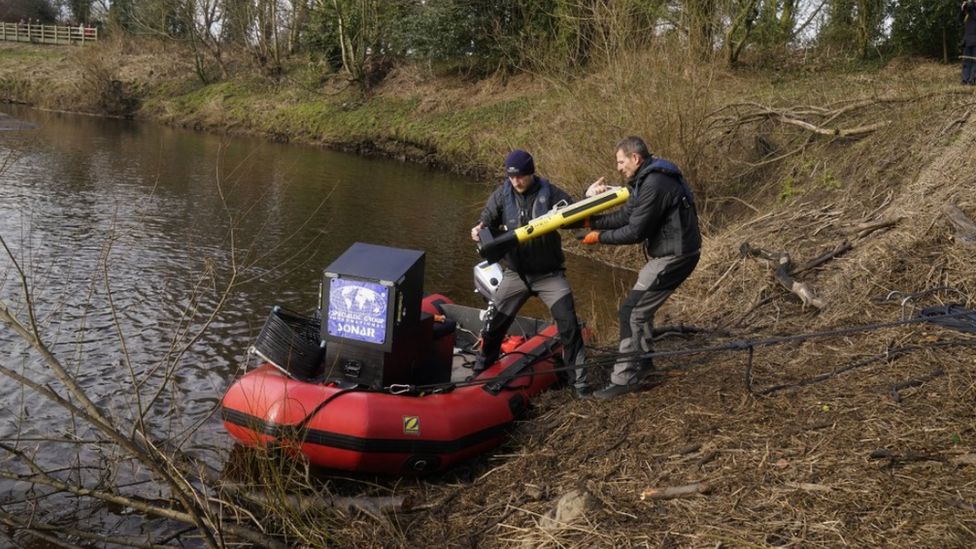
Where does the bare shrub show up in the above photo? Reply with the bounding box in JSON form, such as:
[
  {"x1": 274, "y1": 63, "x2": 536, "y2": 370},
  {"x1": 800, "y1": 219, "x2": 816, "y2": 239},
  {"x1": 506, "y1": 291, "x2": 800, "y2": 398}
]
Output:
[
  {"x1": 515, "y1": 39, "x2": 719, "y2": 275},
  {"x1": 71, "y1": 36, "x2": 140, "y2": 116},
  {"x1": 507, "y1": 0, "x2": 719, "y2": 222}
]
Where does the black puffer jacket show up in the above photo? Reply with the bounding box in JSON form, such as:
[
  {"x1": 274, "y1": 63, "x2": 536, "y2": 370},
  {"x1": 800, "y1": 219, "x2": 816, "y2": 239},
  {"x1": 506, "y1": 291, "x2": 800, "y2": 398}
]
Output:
[
  {"x1": 591, "y1": 158, "x2": 701, "y2": 258},
  {"x1": 962, "y1": 3, "x2": 976, "y2": 46},
  {"x1": 479, "y1": 176, "x2": 572, "y2": 276}
]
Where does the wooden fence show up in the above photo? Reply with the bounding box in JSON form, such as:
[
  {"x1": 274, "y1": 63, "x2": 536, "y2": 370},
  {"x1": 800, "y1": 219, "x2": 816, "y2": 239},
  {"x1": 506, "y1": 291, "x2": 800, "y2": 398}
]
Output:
[{"x1": 0, "y1": 23, "x2": 98, "y2": 45}]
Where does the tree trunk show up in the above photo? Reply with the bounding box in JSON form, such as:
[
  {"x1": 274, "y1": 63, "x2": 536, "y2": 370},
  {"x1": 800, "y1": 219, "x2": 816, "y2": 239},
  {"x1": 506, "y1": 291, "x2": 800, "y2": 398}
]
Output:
[{"x1": 725, "y1": 0, "x2": 760, "y2": 67}]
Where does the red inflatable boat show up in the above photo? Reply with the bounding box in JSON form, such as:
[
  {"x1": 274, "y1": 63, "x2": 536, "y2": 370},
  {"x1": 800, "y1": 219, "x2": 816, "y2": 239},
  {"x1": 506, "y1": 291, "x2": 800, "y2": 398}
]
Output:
[{"x1": 221, "y1": 243, "x2": 567, "y2": 474}]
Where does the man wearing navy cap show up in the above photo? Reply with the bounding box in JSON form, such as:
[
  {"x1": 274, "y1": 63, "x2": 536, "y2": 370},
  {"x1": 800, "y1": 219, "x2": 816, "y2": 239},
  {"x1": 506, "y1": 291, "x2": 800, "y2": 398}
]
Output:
[{"x1": 470, "y1": 150, "x2": 590, "y2": 398}]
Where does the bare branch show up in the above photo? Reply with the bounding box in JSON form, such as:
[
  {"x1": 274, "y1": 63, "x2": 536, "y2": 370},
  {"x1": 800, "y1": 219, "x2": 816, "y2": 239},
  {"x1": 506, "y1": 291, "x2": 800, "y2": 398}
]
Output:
[
  {"x1": 740, "y1": 243, "x2": 824, "y2": 309},
  {"x1": 944, "y1": 203, "x2": 976, "y2": 245}
]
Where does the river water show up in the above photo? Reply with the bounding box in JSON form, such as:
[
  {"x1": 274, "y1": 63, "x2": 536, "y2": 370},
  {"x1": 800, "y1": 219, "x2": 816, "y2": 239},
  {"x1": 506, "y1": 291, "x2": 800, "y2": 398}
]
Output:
[{"x1": 0, "y1": 105, "x2": 634, "y2": 541}]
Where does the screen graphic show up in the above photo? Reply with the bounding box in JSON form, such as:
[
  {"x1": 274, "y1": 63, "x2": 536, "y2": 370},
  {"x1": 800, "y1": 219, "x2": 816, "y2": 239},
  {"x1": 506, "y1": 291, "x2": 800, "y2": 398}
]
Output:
[{"x1": 327, "y1": 278, "x2": 389, "y2": 344}]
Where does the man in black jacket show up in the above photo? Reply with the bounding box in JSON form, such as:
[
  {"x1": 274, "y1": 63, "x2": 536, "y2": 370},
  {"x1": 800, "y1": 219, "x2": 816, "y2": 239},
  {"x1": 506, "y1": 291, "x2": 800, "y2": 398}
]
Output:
[
  {"x1": 471, "y1": 150, "x2": 590, "y2": 398},
  {"x1": 580, "y1": 136, "x2": 701, "y2": 399},
  {"x1": 962, "y1": 0, "x2": 976, "y2": 85}
]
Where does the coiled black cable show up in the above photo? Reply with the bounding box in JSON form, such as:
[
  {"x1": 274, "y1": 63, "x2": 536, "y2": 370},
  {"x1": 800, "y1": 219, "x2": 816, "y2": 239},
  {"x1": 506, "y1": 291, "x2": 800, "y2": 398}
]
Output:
[{"x1": 251, "y1": 306, "x2": 325, "y2": 380}]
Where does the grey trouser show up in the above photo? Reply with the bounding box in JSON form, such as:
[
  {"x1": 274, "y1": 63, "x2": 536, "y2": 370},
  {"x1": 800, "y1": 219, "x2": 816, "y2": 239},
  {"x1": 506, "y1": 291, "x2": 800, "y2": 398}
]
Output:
[
  {"x1": 480, "y1": 269, "x2": 587, "y2": 388},
  {"x1": 612, "y1": 252, "x2": 699, "y2": 386}
]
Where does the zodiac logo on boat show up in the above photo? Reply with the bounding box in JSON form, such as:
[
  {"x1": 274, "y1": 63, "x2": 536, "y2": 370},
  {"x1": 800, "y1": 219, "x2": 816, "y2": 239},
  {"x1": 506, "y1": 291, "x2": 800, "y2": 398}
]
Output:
[
  {"x1": 403, "y1": 416, "x2": 420, "y2": 436},
  {"x1": 327, "y1": 278, "x2": 389, "y2": 344}
]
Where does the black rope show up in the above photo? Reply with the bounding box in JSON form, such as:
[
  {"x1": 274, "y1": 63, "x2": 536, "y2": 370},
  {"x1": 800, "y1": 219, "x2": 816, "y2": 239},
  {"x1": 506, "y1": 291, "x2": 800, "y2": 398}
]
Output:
[
  {"x1": 630, "y1": 305, "x2": 976, "y2": 363},
  {"x1": 401, "y1": 338, "x2": 561, "y2": 394},
  {"x1": 747, "y1": 340, "x2": 976, "y2": 396},
  {"x1": 871, "y1": 286, "x2": 968, "y2": 320},
  {"x1": 264, "y1": 388, "x2": 359, "y2": 451},
  {"x1": 293, "y1": 388, "x2": 358, "y2": 433},
  {"x1": 918, "y1": 304, "x2": 976, "y2": 333},
  {"x1": 388, "y1": 305, "x2": 976, "y2": 396}
]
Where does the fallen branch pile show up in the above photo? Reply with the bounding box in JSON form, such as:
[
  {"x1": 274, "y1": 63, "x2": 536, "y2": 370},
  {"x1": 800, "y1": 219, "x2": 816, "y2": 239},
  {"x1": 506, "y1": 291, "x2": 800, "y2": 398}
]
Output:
[{"x1": 740, "y1": 213, "x2": 902, "y2": 309}]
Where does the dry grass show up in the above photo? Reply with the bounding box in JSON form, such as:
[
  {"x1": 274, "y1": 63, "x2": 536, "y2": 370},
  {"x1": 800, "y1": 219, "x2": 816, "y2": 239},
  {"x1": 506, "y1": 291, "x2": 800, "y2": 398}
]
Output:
[{"x1": 0, "y1": 37, "x2": 196, "y2": 115}]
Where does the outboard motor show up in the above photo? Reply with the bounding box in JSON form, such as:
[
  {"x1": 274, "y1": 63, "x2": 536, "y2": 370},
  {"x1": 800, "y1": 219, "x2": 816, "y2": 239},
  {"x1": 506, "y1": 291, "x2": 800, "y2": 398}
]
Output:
[
  {"x1": 473, "y1": 261, "x2": 503, "y2": 305},
  {"x1": 472, "y1": 260, "x2": 503, "y2": 341}
]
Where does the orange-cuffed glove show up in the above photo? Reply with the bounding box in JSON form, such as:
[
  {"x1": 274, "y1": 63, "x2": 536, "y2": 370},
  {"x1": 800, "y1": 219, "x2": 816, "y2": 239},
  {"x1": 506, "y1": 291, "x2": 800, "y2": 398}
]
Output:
[{"x1": 581, "y1": 231, "x2": 601, "y2": 245}]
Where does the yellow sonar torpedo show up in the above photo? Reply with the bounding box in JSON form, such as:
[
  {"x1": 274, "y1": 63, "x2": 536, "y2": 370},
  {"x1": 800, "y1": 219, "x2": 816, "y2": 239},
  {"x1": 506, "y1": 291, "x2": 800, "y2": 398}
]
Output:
[{"x1": 477, "y1": 186, "x2": 630, "y2": 264}]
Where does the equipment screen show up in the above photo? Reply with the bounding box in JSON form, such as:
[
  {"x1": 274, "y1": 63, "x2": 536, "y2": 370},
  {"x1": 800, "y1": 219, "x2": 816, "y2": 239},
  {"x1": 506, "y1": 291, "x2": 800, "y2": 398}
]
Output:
[{"x1": 327, "y1": 278, "x2": 389, "y2": 345}]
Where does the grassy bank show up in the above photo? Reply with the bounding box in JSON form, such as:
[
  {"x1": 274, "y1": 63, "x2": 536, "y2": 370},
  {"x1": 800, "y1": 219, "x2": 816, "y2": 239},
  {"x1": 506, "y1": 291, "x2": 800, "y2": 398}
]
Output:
[
  {"x1": 0, "y1": 38, "x2": 548, "y2": 178},
  {"x1": 0, "y1": 39, "x2": 957, "y2": 203}
]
